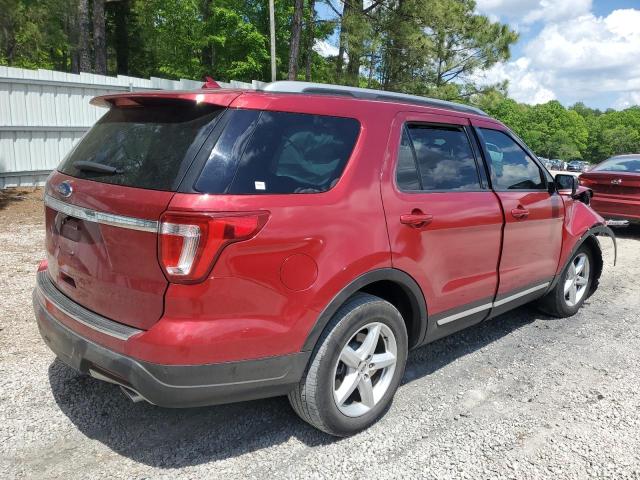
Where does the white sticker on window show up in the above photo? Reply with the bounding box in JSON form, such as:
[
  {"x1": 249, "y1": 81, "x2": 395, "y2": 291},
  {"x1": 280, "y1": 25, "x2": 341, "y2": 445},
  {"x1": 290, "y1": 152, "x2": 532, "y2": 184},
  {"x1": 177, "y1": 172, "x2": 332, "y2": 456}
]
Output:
[{"x1": 255, "y1": 181, "x2": 266, "y2": 190}]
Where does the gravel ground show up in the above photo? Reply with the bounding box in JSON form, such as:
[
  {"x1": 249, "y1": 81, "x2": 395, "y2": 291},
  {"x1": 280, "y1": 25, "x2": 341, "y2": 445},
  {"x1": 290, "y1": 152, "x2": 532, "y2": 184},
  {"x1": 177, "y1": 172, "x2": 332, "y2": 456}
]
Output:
[{"x1": 1, "y1": 189, "x2": 639, "y2": 479}]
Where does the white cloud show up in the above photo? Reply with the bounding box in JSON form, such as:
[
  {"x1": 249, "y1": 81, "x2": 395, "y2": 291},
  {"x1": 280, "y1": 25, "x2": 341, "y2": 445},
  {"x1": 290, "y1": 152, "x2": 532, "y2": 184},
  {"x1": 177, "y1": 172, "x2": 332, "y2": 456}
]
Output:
[
  {"x1": 523, "y1": 0, "x2": 592, "y2": 24},
  {"x1": 314, "y1": 39, "x2": 338, "y2": 57},
  {"x1": 615, "y1": 92, "x2": 640, "y2": 110},
  {"x1": 475, "y1": 0, "x2": 592, "y2": 25},
  {"x1": 475, "y1": 7, "x2": 640, "y2": 108},
  {"x1": 526, "y1": 10, "x2": 640, "y2": 72},
  {"x1": 477, "y1": 58, "x2": 556, "y2": 104}
]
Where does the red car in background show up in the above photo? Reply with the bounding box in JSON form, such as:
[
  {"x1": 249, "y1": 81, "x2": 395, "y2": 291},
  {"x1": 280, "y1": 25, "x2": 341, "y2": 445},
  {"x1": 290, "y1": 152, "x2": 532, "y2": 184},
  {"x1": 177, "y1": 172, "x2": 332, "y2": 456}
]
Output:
[
  {"x1": 580, "y1": 154, "x2": 640, "y2": 224},
  {"x1": 33, "y1": 81, "x2": 615, "y2": 436}
]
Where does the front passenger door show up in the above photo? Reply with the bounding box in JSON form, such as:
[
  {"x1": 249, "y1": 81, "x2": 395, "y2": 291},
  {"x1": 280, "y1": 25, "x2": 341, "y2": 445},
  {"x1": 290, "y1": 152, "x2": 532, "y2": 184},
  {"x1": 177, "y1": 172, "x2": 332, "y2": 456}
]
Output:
[{"x1": 474, "y1": 125, "x2": 563, "y2": 307}]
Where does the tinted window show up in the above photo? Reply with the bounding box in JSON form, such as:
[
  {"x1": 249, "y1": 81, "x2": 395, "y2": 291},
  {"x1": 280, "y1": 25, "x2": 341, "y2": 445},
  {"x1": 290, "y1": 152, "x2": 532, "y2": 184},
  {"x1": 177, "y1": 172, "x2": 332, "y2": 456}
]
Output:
[
  {"x1": 195, "y1": 109, "x2": 260, "y2": 194},
  {"x1": 59, "y1": 99, "x2": 221, "y2": 191},
  {"x1": 593, "y1": 156, "x2": 640, "y2": 173},
  {"x1": 396, "y1": 128, "x2": 421, "y2": 190},
  {"x1": 400, "y1": 125, "x2": 480, "y2": 191},
  {"x1": 195, "y1": 110, "x2": 360, "y2": 194},
  {"x1": 479, "y1": 129, "x2": 545, "y2": 190}
]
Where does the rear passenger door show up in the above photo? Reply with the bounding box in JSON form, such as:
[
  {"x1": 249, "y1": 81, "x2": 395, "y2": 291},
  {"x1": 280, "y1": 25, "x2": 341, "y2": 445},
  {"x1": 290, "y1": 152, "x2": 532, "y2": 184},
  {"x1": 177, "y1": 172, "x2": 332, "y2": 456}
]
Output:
[
  {"x1": 381, "y1": 112, "x2": 504, "y2": 338},
  {"x1": 473, "y1": 122, "x2": 563, "y2": 311}
]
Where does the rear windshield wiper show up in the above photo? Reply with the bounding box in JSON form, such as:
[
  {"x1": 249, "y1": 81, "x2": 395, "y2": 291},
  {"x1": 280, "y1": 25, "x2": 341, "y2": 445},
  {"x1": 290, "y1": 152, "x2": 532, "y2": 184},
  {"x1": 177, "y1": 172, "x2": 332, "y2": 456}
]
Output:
[{"x1": 73, "y1": 160, "x2": 123, "y2": 175}]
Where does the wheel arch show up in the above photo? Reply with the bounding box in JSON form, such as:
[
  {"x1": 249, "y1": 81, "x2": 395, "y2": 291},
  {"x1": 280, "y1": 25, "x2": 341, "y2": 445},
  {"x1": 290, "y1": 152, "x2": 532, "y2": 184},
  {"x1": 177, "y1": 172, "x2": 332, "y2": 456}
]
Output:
[
  {"x1": 301, "y1": 268, "x2": 428, "y2": 352},
  {"x1": 548, "y1": 223, "x2": 615, "y2": 297}
]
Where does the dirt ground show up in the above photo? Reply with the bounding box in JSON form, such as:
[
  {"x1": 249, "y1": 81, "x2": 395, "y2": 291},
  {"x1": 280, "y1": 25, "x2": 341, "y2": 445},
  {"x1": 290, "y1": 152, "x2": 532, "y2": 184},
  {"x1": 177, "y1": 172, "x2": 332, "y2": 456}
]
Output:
[
  {"x1": 0, "y1": 188, "x2": 44, "y2": 223},
  {"x1": 1, "y1": 188, "x2": 639, "y2": 479}
]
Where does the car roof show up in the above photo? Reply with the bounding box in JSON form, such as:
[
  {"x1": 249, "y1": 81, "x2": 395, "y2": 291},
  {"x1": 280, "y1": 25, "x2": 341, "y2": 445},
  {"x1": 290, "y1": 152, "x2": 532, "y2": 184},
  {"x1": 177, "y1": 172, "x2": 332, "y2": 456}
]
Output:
[{"x1": 90, "y1": 83, "x2": 502, "y2": 129}]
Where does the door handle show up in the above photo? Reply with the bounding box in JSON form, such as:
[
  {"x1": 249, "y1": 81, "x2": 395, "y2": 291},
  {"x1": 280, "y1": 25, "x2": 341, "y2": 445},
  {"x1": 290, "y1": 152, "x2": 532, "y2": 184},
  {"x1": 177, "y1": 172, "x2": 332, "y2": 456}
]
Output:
[
  {"x1": 511, "y1": 207, "x2": 529, "y2": 219},
  {"x1": 400, "y1": 211, "x2": 433, "y2": 227}
]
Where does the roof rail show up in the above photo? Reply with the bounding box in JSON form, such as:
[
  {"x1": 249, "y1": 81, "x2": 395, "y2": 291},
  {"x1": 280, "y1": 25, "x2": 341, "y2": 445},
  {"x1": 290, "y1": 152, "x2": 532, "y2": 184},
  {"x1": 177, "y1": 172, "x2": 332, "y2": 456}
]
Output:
[{"x1": 261, "y1": 81, "x2": 488, "y2": 116}]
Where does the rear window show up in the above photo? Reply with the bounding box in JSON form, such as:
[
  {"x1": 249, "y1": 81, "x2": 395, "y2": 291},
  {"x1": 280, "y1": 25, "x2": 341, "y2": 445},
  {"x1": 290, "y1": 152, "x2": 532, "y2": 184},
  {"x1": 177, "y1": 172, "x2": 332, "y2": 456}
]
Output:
[
  {"x1": 58, "y1": 99, "x2": 221, "y2": 191},
  {"x1": 593, "y1": 156, "x2": 640, "y2": 173},
  {"x1": 195, "y1": 109, "x2": 360, "y2": 194}
]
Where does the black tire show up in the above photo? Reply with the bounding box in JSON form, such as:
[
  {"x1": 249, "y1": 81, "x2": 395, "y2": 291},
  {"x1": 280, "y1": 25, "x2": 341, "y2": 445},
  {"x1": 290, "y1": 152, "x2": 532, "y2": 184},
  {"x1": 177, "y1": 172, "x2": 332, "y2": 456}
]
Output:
[
  {"x1": 537, "y1": 245, "x2": 594, "y2": 318},
  {"x1": 288, "y1": 293, "x2": 408, "y2": 437}
]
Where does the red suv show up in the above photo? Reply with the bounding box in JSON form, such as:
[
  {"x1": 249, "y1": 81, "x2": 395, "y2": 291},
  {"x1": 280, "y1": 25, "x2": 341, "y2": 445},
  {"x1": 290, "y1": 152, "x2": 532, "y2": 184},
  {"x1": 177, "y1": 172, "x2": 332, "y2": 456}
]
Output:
[{"x1": 34, "y1": 81, "x2": 615, "y2": 436}]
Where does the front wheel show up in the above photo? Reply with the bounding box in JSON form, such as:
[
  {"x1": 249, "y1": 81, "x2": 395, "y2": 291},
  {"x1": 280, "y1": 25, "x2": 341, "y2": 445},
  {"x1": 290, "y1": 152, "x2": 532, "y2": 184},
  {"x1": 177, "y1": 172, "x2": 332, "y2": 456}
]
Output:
[
  {"x1": 538, "y1": 245, "x2": 594, "y2": 317},
  {"x1": 288, "y1": 293, "x2": 408, "y2": 436}
]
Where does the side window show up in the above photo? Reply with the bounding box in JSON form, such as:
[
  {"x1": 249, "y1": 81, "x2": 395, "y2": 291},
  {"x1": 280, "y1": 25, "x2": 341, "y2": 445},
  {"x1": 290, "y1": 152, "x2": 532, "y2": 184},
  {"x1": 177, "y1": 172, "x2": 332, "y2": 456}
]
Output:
[
  {"x1": 479, "y1": 129, "x2": 545, "y2": 190},
  {"x1": 396, "y1": 127, "x2": 421, "y2": 190},
  {"x1": 399, "y1": 124, "x2": 481, "y2": 191},
  {"x1": 195, "y1": 110, "x2": 360, "y2": 194}
]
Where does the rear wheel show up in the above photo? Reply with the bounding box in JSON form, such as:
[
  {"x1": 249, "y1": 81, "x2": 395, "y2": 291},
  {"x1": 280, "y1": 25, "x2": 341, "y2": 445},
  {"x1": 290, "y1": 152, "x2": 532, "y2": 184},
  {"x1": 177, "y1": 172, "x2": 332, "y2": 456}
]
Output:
[
  {"x1": 538, "y1": 245, "x2": 594, "y2": 317},
  {"x1": 288, "y1": 293, "x2": 408, "y2": 436}
]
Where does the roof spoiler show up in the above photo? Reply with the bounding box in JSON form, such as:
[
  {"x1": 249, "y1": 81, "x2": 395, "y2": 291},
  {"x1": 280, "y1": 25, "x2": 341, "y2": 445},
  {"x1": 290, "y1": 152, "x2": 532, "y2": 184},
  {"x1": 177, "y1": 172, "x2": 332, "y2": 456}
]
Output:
[{"x1": 202, "y1": 76, "x2": 221, "y2": 89}]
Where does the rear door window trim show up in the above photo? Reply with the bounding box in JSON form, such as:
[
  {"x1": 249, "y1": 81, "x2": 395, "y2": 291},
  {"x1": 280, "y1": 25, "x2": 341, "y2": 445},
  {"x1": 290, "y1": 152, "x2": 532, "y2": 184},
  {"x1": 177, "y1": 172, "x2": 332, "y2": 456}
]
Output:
[{"x1": 395, "y1": 121, "x2": 487, "y2": 194}]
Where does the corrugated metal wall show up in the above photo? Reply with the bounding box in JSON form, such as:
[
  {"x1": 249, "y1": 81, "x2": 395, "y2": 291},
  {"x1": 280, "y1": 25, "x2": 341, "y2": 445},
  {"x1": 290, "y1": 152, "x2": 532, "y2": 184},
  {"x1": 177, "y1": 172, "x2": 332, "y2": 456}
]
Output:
[{"x1": 0, "y1": 66, "x2": 257, "y2": 189}]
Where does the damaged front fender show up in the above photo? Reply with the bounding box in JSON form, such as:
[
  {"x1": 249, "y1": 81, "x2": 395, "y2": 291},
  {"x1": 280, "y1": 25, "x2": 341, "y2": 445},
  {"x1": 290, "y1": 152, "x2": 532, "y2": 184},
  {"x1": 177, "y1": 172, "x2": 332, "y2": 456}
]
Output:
[
  {"x1": 552, "y1": 199, "x2": 617, "y2": 298},
  {"x1": 560, "y1": 200, "x2": 617, "y2": 268}
]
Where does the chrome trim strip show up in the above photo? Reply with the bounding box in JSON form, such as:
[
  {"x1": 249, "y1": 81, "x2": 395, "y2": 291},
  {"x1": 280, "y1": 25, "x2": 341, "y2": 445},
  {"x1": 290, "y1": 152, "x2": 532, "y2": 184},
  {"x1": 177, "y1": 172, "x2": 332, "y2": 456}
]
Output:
[
  {"x1": 436, "y1": 303, "x2": 492, "y2": 326},
  {"x1": 35, "y1": 271, "x2": 143, "y2": 341},
  {"x1": 492, "y1": 282, "x2": 550, "y2": 307},
  {"x1": 44, "y1": 194, "x2": 158, "y2": 233},
  {"x1": 436, "y1": 282, "x2": 551, "y2": 326}
]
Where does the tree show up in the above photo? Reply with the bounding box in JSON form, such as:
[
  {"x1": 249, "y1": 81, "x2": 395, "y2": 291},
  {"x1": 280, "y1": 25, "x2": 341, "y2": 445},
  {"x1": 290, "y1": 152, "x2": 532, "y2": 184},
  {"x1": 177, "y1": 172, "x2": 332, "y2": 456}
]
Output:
[
  {"x1": 0, "y1": 0, "x2": 21, "y2": 65},
  {"x1": 200, "y1": 0, "x2": 214, "y2": 73},
  {"x1": 378, "y1": 0, "x2": 429, "y2": 91},
  {"x1": 93, "y1": 0, "x2": 106, "y2": 74},
  {"x1": 304, "y1": 0, "x2": 315, "y2": 81},
  {"x1": 427, "y1": 0, "x2": 517, "y2": 94},
  {"x1": 343, "y1": 0, "x2": 365, "y2": 85},
  {"x1": 109, "y1": 0, "x2": 132, "y2": 74},
  {"x1": 602, "y1": 126, "x2": 640, "y2": 157},
  {"x1": 0, "y1": 0, "x2": 72, "y2": 69},
  {"x1": 333, "y1": 0, "x2": 377, "y2": 85},
  {"x1": 357, "y1": 0, "x2": 517, "y2": 97},
  {"x1": 287, "y1": 0, "x2": 304, "y2": 79},
  {"x1": 76, "y1": 0, "x2": 91, "y2": 72}
]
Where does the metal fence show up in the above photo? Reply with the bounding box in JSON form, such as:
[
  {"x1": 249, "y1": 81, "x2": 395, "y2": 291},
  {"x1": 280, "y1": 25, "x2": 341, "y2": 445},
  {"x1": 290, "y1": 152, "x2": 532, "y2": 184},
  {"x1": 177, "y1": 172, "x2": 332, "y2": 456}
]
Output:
[{"x1": 0, "y1": 66, "x2": 258, "y2": 189}]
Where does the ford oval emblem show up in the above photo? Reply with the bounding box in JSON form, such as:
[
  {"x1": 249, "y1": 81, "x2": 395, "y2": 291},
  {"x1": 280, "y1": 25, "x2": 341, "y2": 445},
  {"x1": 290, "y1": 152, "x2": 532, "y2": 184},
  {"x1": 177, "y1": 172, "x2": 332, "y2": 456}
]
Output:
[{"x1": 57, "y1": 181, "x2": 73, "y2": 198}]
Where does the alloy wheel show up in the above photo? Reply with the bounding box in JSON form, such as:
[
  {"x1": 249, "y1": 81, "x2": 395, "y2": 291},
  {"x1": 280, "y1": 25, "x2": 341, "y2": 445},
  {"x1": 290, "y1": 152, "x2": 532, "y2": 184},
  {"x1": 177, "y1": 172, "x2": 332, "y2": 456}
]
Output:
[
  {"x1": 333, "y1": 322, "x2": 397, "y2": 417},
  {"x1": 564, "y1": 252, "x2": 590, "y2": 307}
]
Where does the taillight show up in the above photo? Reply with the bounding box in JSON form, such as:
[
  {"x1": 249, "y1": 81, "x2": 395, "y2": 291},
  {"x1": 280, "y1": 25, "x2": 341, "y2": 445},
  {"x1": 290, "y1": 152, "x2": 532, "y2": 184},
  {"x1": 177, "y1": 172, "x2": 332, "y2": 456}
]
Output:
[
  {"x1": 158, "y1": 212, "x2": 269, "y2": 284},
  {"x1": 579, "y1": 177, "x2": 593, "y2": 186}
]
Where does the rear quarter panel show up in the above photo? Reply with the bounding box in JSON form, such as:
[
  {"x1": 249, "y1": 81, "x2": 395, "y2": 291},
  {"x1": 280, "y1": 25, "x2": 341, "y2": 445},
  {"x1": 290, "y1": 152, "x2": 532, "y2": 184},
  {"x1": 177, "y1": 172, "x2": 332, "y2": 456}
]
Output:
[{"x1": 145, "y1": 97, "x2": 400, "y2": 363}]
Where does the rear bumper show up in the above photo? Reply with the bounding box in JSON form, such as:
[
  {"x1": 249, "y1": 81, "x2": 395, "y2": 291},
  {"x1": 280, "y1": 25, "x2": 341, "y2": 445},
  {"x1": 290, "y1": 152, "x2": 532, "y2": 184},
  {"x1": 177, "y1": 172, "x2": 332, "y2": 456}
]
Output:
[
  {"x1": 33, "y1": 280, "x2": 310, "y2": 408},
  {"x1": 591, "y1": 195, "x2": 640, "y2": 223}
]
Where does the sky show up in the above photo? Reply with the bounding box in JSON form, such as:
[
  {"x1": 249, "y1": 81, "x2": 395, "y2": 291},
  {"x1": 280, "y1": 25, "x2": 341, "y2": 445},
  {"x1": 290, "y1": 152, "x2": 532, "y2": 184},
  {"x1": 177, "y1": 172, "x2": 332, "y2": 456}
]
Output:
[{"x1": 315, "y1": 0, "x2": 640, "y2": 110}]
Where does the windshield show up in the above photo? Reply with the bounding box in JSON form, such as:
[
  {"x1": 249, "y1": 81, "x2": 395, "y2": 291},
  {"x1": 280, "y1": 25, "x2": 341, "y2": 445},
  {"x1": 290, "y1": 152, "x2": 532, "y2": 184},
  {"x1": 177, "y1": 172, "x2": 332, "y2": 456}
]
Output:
[
  {"x1": 592, "y1": 156, "x2": 640, "y2": 173},
  {"x1": 58, "y1": 99, "x2": 222, "y2": 191}
]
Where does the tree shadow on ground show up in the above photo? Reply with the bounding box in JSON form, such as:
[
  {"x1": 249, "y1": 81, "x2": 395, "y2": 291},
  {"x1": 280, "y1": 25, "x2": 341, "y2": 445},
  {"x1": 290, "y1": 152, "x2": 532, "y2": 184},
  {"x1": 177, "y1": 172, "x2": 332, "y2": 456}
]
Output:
[
  {"x1": 49, "y1": 304, "x2": 545, "y2": 468},
  {"x1": 0, "y1": 188, "x2": 43, "y2": 224},
  {"x1": 0, "y1": 189, "x2": 30, "y2": 210}
]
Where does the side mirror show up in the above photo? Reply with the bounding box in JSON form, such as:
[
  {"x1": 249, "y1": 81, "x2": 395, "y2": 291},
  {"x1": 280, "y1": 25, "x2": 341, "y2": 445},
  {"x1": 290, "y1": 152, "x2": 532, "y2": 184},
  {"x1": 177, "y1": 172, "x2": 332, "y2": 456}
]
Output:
[{"x1": 555, "y1": 174, "x2": 578, "y2": 196}]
